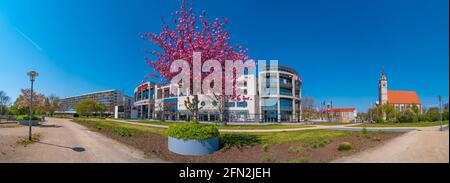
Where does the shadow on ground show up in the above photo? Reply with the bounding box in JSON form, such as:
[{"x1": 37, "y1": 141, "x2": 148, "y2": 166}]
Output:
[
  {"x1": 37, "y1": 142, "x2": 86, "y2": 152},
  {"x1": 37, "y1": 124, "x2": 63, "y2": 128}
]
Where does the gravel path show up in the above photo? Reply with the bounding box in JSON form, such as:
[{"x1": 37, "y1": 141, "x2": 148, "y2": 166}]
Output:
[
  {"x1": 333, "y1": 126, "x2": 449, "y2": 163},
  {"x1": 0, "y1": 118, "x2": 167, "y2": 163}
]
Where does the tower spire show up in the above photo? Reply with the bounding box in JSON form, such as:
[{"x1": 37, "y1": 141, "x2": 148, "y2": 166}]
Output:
[{"x1": 380, "y1": 67, "x2": 386, "y2": 81}]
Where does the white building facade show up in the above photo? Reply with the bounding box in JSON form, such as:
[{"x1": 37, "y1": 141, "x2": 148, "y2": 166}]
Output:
[{"x1": 133, "y1": 65, "x2": 301, "y2": 123}]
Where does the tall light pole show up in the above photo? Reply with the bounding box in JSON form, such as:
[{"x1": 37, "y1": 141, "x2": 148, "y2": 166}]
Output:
[
  {"x1": 438, "y1": 96, "x2": 443, "y2": 131},
  {"x1": 27, "y1": 71, "x2": 38, "y2": 141}
]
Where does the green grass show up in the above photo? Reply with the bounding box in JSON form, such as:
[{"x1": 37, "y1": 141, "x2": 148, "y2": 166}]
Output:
[
  {"x1": 128, "y1": 119, "x2": 312, "y2": 130},
  {"x1": 356, "y1": 121, "x2": 449, "y2": 127},
  {"x1": 74, "y1": 118, "x2": 167, "y2": 136},
  {"x1": 128, "y1": 120, "x2": 176, "y2": 126},
  {"x1": 218, "y1": 124, "x2": 312, "y2": 130},
  {"x1": 220, "y1": 129, "x2": 354, "y2": 148},
  {"x1": 74, "y1": 118, "x2": 360, "y2": 150},
  {"x1": 312, "y1": 122, "x2": 352, "y2": 126}
]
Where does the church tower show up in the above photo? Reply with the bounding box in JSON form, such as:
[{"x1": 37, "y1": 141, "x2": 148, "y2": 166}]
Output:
[{"x1": 378, "y1": 69, "x2": 388, "y2": 105}]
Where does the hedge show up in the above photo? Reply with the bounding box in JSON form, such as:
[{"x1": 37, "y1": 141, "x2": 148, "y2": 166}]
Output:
[
  {"x1": 16, "y1": 115, "x2": 39, "y2": 121},
  {"x1": 167, "y1": 121, "x2": 219, "y2": 140}
]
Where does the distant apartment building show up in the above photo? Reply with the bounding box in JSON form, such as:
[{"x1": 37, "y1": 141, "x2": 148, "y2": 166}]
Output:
[
  {"x1": 133, "y1": 65, "x2": 302, "y2": 123},
  {"x1": 378, "y1": 70, "x2": 422, "y2": 113},
  {"x1": 327, "y1": 108, "x2": 357, "y2": 123},
  {"x1": 57, "y1": 89, "x2": 133, "y2": 118}
]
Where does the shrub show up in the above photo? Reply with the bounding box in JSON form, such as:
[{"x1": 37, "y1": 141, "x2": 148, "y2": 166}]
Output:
[
  {"x1": 304, "y1": 138, "x2": 331, "y2": 149},
  {"x1": 338, "y1": 142, "x2": 352, "y2": 151},
  {"x1": 262, "y1": 144, "x2": 270, "y2": 152},
  {"x1": 288, "y1": 146, "x2": 300, "y2": 154},
  {"x1": 16, "y1": 115, "x2": 39, "y2": 121},
  {"x1": 167, "y1": 121, "x2": 219, "y2": 140},
  {"x1": 263, "y1": 156, "x2": 275, "y2": 163},
  {"x1": 362, "y1": 127, "x2": 368, "y2": 135},
  {"x1": 397, "y1": 111, "x2": 418, "y2": 122},
  {"x1": 291, "y1": 157, "x2": 309, "y2": 163},
  {"x1": 112, "y1": 127, "x2": 136, "y2": 137},
  {"x1": 374, "y1": 118, "x2": 384, "y2": 123},
  {"x1": 418, "y1": 114, "x2": 431, "y2": 122}
]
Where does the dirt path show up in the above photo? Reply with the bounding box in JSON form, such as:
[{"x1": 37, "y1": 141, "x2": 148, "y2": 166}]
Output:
[
  {"x1": 0, "y1": 118, "x2": 167, "y2": 163},
  {"x1": 333, "y1": 126, "x2": 449, "y2": 163}
]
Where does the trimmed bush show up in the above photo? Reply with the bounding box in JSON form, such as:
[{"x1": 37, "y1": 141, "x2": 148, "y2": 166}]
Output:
[
  {"x1": 262, "y1": 144, "x2": 270, "y2": 152},
  {"x1": 167, "y1": 121, "x2": 219, "y2": 140},
  {"x1": 288, "y1": 146, "x2": 300, "y2": 154},
  {"x1": 338, "y1": 142, "x2": 353, "y2": 151},
  {"x1": 16, "y1": 115, "x2": 39, "y2": 121}
]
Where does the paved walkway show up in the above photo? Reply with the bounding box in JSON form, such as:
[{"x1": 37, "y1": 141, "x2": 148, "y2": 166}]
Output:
[
  {"x1": 0, "y1": 118, "x2": 167, "y2": 163},
  {"x1": 333, "y1": 126, "x2": 449, "y2": 163}
]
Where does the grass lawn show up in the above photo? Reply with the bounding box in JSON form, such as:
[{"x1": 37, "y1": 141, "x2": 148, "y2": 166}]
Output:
[
  {"x1": 128, "y1": 119, "x2": 312, "y2": 130},
  {"x1": 355, "y1": 121, "x2": 449, "y2": 127},
  {"x1": 221, "y1": 130, "x2": 354, "y2": 147},
  {"x1": 72, "y1": 118, "x2": 401, "y2": 163},
  {"x1": 75, "y1": 118, "x2": 351, "y2": 145},
  {"x1": 74, "y1": 118, "x2": 167, "y2": 136},
  {"x1": 312, "y1": 122, "x2": 353, "y2": 126}
]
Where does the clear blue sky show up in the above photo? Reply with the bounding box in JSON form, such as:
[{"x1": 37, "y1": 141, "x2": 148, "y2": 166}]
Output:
[{"x1": 0, "y1": 0, "x2": 448, "y2": 111}]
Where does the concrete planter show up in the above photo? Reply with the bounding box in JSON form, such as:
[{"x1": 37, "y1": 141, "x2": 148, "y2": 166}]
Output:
[
  {"x1": 18, "y1": 120, "x2": 39, "y2": 126},
  {"x1": 168, "y1": 136, "x2": 219, "y2": 156}
]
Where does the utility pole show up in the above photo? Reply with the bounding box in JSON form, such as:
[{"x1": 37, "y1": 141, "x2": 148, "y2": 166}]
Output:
[{"x1": 439, "y1": 96, "x2": 443, "y2": 131}]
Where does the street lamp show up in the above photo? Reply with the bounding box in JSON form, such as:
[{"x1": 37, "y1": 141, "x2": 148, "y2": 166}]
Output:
[
  {"x1": 438, "y1": 96, "x2": 443, "y2": 131},
  {"x1": 27, "y1": 71, "x2": 38, "y2": 141}
]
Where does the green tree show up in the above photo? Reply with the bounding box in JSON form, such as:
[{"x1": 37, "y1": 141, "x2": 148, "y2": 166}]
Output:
[
  {"x1": 443, "y1": 109, "x2": 449, "y2": 121},
  {"x1": 397, "y1": 110, "x2": 419, "y2": 122},
  {"x1": 425, "y1": 107, "x2": 441, "y2": 122},
  {"x1": 75, "y1": 99, "x2": 104, "y2": 117},
  {"x1": 380, "y1": 104, "x2": 396, "y2": 121}
]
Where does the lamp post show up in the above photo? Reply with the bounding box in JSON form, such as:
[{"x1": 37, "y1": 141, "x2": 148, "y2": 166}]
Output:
[
  {"x1": 438, "y1": 96, "x2": 443, "y2": 131},
  {"x1": 27, "y1": 71, "x2": 38, "y2": 140}
]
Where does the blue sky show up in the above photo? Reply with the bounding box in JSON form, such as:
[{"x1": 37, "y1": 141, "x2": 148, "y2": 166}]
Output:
[{"x1": 0, "y1": 0, "x2": 448, "y2": 111}]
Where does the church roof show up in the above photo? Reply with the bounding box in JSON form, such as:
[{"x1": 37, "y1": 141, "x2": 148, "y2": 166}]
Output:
[{"x1": 387, "y1": 90, "x2": 421, "y2": 104}]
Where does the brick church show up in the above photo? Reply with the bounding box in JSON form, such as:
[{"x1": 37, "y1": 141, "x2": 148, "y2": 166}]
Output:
[{"x1": 378, "y1": 70, "x2": 422, "y2": 113}]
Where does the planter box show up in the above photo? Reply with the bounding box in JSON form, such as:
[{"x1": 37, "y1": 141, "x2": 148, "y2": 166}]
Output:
[
  {"x1": 18, "y1": 120, "x2": 39, "y2": 126},
  {"x1": 168, "y1": 136, "x2": 219, "y2": 156}
]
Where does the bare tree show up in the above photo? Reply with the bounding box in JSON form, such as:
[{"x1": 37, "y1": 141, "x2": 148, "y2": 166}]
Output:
[
  {"x1": 0, "y1": 91, "x2": 11, "y2": 121},
  {"x1": 301, "y1": 96, "x2": 316, "y2": 120},
  {"x1": 184, "y1": 95, "x2": 204, "y2": 122}
]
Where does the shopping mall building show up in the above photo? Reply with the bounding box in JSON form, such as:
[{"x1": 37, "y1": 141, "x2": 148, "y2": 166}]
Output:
[{"x1": 132, "y1": 65, "x2": 302, "y2": 123}]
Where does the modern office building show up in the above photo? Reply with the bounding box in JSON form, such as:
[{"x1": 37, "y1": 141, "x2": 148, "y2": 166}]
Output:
[
  {"x1": 133, "y1": 65, "x2": 302, "y2": 123},
  {"x1": 259, "y1": 65, "x2": 302, "y2": 122},
  {"x1": 57, "y1": 89, "x2": 133, "y2": 118}
]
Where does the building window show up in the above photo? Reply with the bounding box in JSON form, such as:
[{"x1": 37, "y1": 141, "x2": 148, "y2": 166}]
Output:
[
  {"x1": 237, "y1": 102, "x2": 248, "y2": 108},
  {"x1": 280, "y1": 88, "x2": 292, "y2": 96},
  {"x1": 226, "y1": 102, "x2": 236, "y2": 107},
  {"x1": 280, "y1": 99, "x2": 293, "y2": 110}
]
